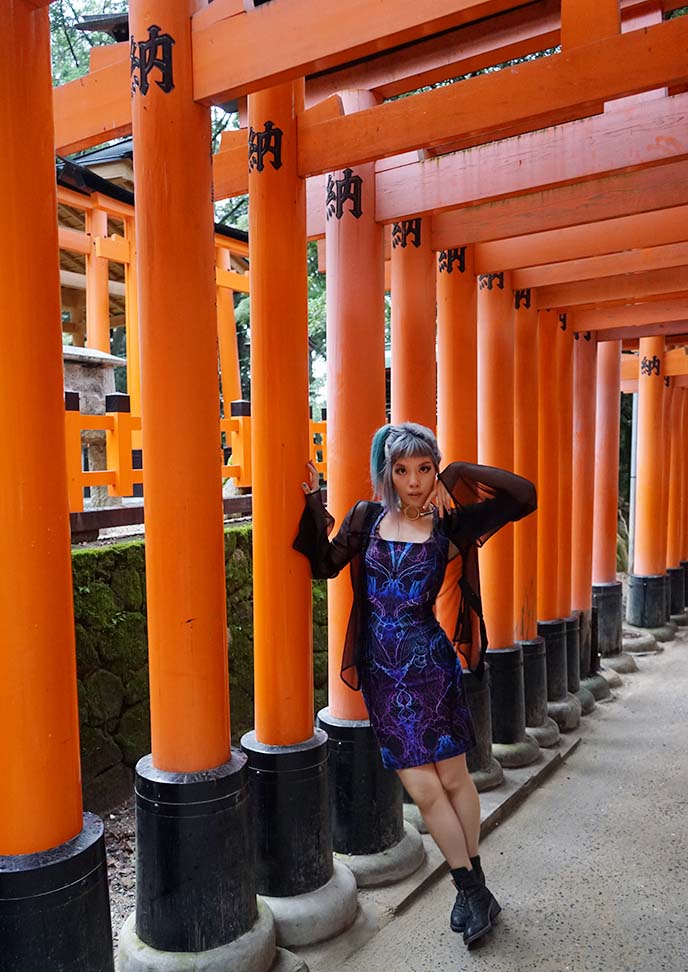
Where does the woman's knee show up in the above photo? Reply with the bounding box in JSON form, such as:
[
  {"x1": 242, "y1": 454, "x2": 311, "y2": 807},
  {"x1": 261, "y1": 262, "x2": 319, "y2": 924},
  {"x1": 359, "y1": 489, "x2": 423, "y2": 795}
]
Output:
[
  {"x1": 397, "y1": 766, "x2": 444, "y2": 812},
  {"x1": 435, "y1": 754, "x2": 473, "y2": 795}
]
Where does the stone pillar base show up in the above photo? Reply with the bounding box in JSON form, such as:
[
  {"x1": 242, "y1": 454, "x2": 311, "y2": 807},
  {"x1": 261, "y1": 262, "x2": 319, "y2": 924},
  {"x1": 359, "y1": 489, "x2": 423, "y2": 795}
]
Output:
[
  {"x1": 524, "y1": 717, "x2": 560, "y2": 749},
  {"x1": 464, "y1": 666, "x2": 504, "y2": 791},
  {"x1": 260, "y1": 861, "x2": 357, "y2": 948},
  {"x1": 335, "y1": 821, "x2": 424, "y2": 888},
  {"x1": 547, "y1": 692, "x2": 582, "y2": 732},
  {"x1": 575, "y1": 685, "x2": 596, "y2": 715},
  {"x1": 580, "y1": 673, "x2": 611, "y2": 701},
  {"x1": 602, "y1": 652, "x2": 639, "y2": 672},
  {"x1": 622, "y1": 630, "x2": 660, "y2": 653}
]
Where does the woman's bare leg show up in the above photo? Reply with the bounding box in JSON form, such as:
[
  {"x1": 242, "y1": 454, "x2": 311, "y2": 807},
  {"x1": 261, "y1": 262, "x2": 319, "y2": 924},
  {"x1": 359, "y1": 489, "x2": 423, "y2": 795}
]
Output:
[
  {"x1": 435, "y1": 754, "x2": 481, "y2": 858},
  {"x1": 396, "y1": 763, "x2": 471, "y2": 869}
]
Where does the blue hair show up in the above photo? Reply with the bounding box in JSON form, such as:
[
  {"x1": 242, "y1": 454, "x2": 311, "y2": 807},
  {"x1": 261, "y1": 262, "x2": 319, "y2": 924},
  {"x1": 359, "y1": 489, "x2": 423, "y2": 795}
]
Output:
[{"x1": 370, "y1": 425, "x2": 394, "y2": 496}]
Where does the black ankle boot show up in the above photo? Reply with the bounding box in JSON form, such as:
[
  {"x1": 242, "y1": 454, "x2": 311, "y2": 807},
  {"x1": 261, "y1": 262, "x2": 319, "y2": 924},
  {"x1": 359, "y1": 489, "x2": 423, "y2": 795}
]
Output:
[
  {"x1": 449, "y1": 857, "x2": 485, "y2": 933},
  {"x1": 450, "y1": 867, "x2": 501, "y2": 948}
]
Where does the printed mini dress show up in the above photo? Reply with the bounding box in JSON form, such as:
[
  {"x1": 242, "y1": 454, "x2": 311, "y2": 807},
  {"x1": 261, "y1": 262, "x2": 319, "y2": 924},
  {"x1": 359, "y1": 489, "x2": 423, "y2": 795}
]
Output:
[{"x1": 359, "y1": 510, "x2": 477, "y2": 770}]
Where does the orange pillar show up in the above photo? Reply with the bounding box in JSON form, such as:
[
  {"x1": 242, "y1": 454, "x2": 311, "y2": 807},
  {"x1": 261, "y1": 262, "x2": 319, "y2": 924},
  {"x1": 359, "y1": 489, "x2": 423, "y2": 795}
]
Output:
[
  {"x1": 437, "y1": 246, "x2": 477, "y2": 464},
  {"x1": 217, "y1": 248, "x2": 243, "y2": 406},
  {"x1": 124, "y1": 215, "x2": 142, "y2": 450},
  {"x1": 86, "y1": 208, "x2": 111, "y2": 352},
  {"x1": 324, "y1": 91, "x2": 385, "y2": 723},
  {"x1": 592, "y1": 341, "x2": 622, "y2": 587},
  {"x1": 628, "y1": 336, "x2": 667, "y2": 627},
  {"x1": 130, "y1": 0, "x2": 229, "y2": 771},
  {"x1": 681, "y1": 390, "x2": 688, "y2": 566},
  {"x1": 390, "y1": 216, "x2": 437, "y2": 429},
  {"x1": 571, "y1": 334, "x2": 598, "y2": 611},
  {"x1": 513, "y1": 289, "x2": 538, "y2": 641},
  {"x1": 666, "y1": 386, "x2": 682, "y2": 569},
  {"x1": 477, "y1": 271, "x2": 514, "y2": 650},
  {"x1": 556, "y1": 318, "x2": 574, "y2": 621},
  {"x1": 436, "y1": 246, "x2": 477, "y2": 639},
  {"x1": 248, "y1": 82, "x2": 313, "y2": 746},
  {"x1": 0, "y1": 0, "x2": 83, "y2": 856},
  {"x1": 537, "y1": 311, "x2": 560, "y2": 622},
  {"x1": 633, "y1": 337, "x2": 666, "y2": 576}
]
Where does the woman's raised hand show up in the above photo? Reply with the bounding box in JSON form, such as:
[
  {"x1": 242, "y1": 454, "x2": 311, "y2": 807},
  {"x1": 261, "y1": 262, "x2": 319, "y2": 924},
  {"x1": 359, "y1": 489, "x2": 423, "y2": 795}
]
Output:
[
  {"x1": 301, "y1": 460, "x2": 320, "y2": 494},
  {"x1": 431, "y1": 478, "x2": 454, "y2": 519}
]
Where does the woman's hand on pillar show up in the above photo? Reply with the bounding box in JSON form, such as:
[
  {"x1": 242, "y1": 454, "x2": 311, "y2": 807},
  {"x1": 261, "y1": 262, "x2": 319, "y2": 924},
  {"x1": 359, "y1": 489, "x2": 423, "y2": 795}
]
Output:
[{"x1": 302, "y1": 460, "x2": 320, "y2": 494}]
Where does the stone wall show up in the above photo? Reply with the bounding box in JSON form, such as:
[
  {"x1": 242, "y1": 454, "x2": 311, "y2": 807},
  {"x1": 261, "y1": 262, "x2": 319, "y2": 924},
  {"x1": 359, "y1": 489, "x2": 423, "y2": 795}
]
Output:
[{"x1": 73, "y1": 526, "x2": 328, "y2": 811}]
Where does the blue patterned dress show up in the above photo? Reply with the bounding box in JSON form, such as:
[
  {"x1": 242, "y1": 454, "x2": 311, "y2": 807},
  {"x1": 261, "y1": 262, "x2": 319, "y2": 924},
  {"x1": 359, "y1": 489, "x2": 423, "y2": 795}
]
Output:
[{"x1": 360, "y1": 510, "x2": 476, "y2": 770}]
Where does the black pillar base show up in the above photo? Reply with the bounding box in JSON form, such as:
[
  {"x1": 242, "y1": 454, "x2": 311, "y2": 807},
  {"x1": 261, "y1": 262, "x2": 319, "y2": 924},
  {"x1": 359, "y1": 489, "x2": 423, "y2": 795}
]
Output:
[
  {"x1": 0, "y1": 813, "x2": 114, "y2": 972},
  {"x1": 486, "y1": 646, "x2": 540, "y2": 767},
  {"x1": 241, "y1": 730, "x2": 332, "y2": 897},
  {"x1": 316, "y1": 709, "x2": 403, "y2": 856},
  {"x1": 579, "y1": 608, "x2": 593, "y2": 677},
  {"x1": 627, "y1": 574, "x2": 666, "y2": 629},
  {"x1": 566, "y1": 611, "x2": 595, "y2": 714},
  {"x1": 682, "y1": 562, "x2": 688, "y2": 609},
  {"x1": 538, "y1": 619, "x2": 581, "y2": 731},
  {"x1": 521, "y1": 637, "x2": 560, "y2": 748},
  {"x1": 134, "y1": 752, "x2": 255, "y2": 953},
  {"x1": 668, "y1": 566, "x2": 686, "y2": 617},
  {"x1": 464, "y1": 665, "x2": 503, "y2": 791},
  {"x1": 593, "y1": 581, "x2": 623, "y2": 655}
]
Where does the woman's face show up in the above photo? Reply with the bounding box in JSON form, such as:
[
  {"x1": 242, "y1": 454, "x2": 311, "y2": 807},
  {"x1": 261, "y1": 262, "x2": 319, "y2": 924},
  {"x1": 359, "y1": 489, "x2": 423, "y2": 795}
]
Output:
[{"x1": 391, "y1": 454, "x2": 437, "y2": 511}]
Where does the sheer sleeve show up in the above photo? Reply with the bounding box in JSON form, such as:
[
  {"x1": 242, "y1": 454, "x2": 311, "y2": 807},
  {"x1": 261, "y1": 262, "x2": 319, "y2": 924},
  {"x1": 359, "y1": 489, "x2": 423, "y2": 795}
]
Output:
[
  {"x1": 293, "y1": 490, "x2": 361, "y2": 580},
  {"x1": 436, "y1": 462, "x2": 536, "y2": 678},
  {"x1": 439, "y1": 461, "x2": 537, "y2": 548}
]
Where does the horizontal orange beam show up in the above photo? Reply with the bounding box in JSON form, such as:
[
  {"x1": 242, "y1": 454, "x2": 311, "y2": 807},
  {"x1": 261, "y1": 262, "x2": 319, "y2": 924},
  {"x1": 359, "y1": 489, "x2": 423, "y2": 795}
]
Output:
[
  {"x1": 512, "y1": 242, "x2": 688, "y2": 289},
  {"x1": 475, "y1": 206, "x2": 688, "y2": 273},
  {"x1": 306, "y1": 0, "x2": 560, "y2": 103},
  {"x1": 377, "y1": 93, "x2": 688, "y2": 225},
  {"x1": 621, "y1": 346, "x2": 688, "y2": 379},
  {"x1": 622, "y1": 374, "x2": 688, "y2": 393},
  {"x1": 192, "y1": 0, "x2": 531, "y2": 105},
  {"x1": 597, "y1": 320, "x2": 688, "y2": 342},
  {"x1": 433, "y1": 158, "x2": 688, "y2": 250},
  {"x1": 572, "y1": 298, "x2": 688, "y2": 332},
  {"x1": 53, "y1": 43, "x2": 130, "y2": 155},
  {"x1": 538, "y1": 266, "x2": 688, "y2": 311},
  {"x1": 58, "y1": 226, "x2": 90, "y2": 255},
  {"x1": 297, "y1": 16, "x2": 688, "y2": 177}
]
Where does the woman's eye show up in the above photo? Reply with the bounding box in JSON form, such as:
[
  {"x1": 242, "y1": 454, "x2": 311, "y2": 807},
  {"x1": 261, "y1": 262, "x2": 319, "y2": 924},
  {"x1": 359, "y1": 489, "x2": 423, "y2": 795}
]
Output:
[{"x1": 394, "y1": 468, "x2": 405, "y2": 475}]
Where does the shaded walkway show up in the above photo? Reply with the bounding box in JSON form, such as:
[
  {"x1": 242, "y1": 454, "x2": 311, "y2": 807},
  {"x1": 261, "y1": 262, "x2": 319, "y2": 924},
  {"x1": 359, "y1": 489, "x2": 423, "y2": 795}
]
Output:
[{"x1": 331, "y1": 634, "x2": 688, "y2": 972}]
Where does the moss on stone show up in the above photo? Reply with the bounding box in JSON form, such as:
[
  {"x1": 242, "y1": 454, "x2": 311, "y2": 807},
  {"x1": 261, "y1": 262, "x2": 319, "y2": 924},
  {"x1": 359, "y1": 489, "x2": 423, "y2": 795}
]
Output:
[
  {"x1": 75, "y1": 624, "x2": 100, "y2": 678},
  {"x1": 116, "y1": 701, "x2": 151, "y2": 766},
  {"x1": 80, "y1": 725, "x2": 124, "y2": 781},
  {"x1": 110, "y1": 566, "x2": 144, "y2": 612},
  {"x1": 313, "y1": 650, "x2": 328, "y2": 690},
  {"x1": 84, "y1": 763, "x2": 132, "y2": 814},
  {"x1": 124, "y1": 665, "x2": 150, "y2": 706},
  {"x1": 73, "y1": 579, "x2": 119, "y2": 630},
  {"x1": 98, "y1": 612, "x2": 148, "y2": 680},
  {"x1": 83, "y1": 669, "x2": 125, "y2": 726}
]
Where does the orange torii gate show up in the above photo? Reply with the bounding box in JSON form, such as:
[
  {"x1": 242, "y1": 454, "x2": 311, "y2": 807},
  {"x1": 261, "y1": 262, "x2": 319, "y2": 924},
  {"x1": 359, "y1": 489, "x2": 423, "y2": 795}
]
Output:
[{"x1": 3, "y1": 1, "x2": 688, "y2": 970}]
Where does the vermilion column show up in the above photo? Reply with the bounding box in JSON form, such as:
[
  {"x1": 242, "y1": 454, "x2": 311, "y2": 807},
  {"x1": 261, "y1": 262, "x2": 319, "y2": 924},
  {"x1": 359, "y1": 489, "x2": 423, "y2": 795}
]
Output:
[
  {"x1": 390, "y1": 217, "x2": 436, "y2": 429},
  {"x1": 571, "y1": 333, "x2": 600, "y2": 692},
  {"x1": 477, "y1": 271, "x2": 514, "y2": 649},
  {"x1": 633, "y1": 337, "x2": 666, "y2": 576},
  {"x1": 537, "y1": 311, "x2": 579, "y2": 731},
  {"x1": 592, "y1": 341, "x2": 624, "y2": 656},
  {"x1": 513, "y1": 290, "x2": 539, "y2": 641},
  {"x1": 217, "y1": 247, "x2": 243, "y2": 406},
  {"x1": 478, "y1": 273, "x2": 539, "y2": 765},
  {"x1": 248, "y1": 82, "x2": 313, "y2": 746},
  {"x1": 537, "y1": 311, "x2": 560, "y2": 623},
  {"x1": 131, "y1": 1, "x2": 229, "y2": 772},
  {"x1": 0, "y1": 5, "x2": 114, "y2": 969},
  {"x1": 244, "y1": 83, "x2": 357, "y2": 936},
  {"x1": 324, "y1": 91, "x2": 385, "y2": 723},
  {"x1": 556, "y1": 318, "x2": 574, "y2": 620},
  {"x1": 665, "y1": 385, "x2": 686, "y2": 616},
  {"x1": 571, "y1": 334, "x2": 598, "y2": 614},
  {"x1": 0, "y1": 0, "x2": 82, "y2": 859},
  {"x1": 86, "y1": 208, "x2": 111, "y2": 352},
  {"x1": 436, "y1": 246, "x2": 477, "y2": 641},
  {"x1": 628, "y1": 336, "x2": 668, "y2": 627},
  {"x1": 592, "y1": 342, "x2": 622, "y2": 583},
  {"x1": 680, "y1": 391, "x2": 688, "y2": 605}
]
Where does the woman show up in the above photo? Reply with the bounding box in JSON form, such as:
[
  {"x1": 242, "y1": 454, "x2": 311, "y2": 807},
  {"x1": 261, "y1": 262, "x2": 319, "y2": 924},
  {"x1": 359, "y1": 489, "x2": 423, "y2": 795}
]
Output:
[{"x1": 294, "y1": 422, "x2": 536, "y2": 949}]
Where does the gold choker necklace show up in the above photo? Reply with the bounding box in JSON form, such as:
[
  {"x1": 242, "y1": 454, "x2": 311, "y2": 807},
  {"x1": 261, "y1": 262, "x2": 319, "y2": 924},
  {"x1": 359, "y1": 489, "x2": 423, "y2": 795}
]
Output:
[{"x1": 402, "y1": 504, "x2": 433, "y2": 520}]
